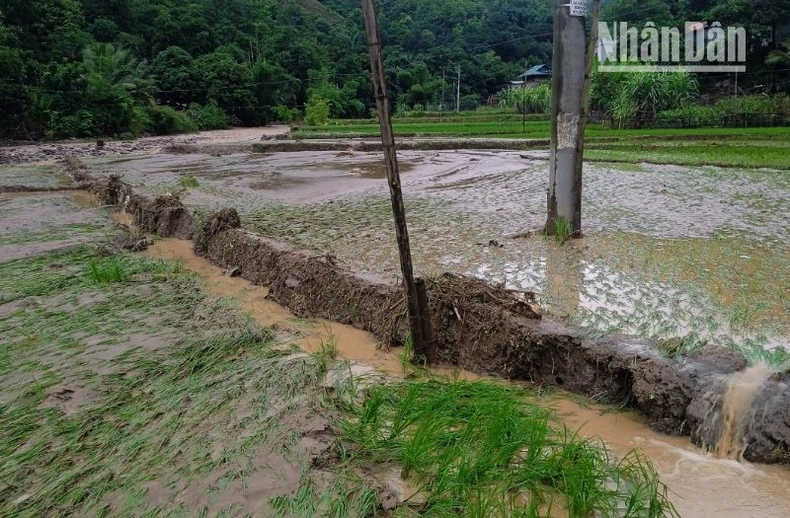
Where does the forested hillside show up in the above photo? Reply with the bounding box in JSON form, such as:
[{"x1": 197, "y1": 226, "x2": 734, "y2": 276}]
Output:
[
  {"x1": 0, "y1": 0, "x2": 555, "y2": 139},
  {"x1": 0, "y1": 0, "x2": 788, "y2": 139}
]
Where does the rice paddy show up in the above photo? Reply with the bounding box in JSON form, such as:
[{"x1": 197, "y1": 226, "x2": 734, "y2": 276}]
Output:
[
  {"x1": 4, "y1": 115, "x2": 789, "y2": 515},
  {"x1": 0, "y1": 197, "x2": 678, "y2": 516},
  {"x1": 90, "y1": 145, "x2": 789, "y2": 366},
  {"x1": 293, "y1": 119, "x2": 790, "y2": 169}
]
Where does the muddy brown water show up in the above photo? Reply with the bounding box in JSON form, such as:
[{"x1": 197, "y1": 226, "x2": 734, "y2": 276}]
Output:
[
  {"x1": 4, "y1": 185, "x2": 784, "y2": 513},
  {"x1": 6, "y1": 173, "x2": 780, "y2": 512},
  {"x1": 714, "y1": 363, "x2": 776, "y2": 461},
  {"x1": 145, "y1": 237, "x2": 790, "y2": 518}
]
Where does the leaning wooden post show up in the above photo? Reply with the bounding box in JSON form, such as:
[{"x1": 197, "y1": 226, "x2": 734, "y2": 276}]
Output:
[{"x1": 361, "y1": 0, "x2": 432, "y2": 361}]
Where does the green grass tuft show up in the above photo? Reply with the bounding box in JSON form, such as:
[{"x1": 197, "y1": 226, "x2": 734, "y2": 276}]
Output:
[
  {"x1": 179, "y1": 175, "x2": 200, "y2": 188},
  {"x1": 658, "y1": 334, "x2": 706, "y2": 359},
  {"x1": 87, "y1": 257, "x2": 130, "y2": 283},
  {"x1": 311, "y1": 327, "x2": 339, "y2": 374}
]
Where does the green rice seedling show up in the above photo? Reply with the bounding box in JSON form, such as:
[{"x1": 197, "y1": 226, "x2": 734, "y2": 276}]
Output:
[
  {"x1": 732, "y1": 338, "x2": 790, "y2": 370},
  {"x1": 337, "y1": 379, "x2": 677, "y2": 517},
  {"x1": 0, "y1": 245, "x2": 345, "y2": 516},
  {"x1": 399, "y1": 334, "x2": 415, "y2": 371},
  {"x1": 87, "y1": 257, "x2": 129, "y2": 283},
  {"x1": 658, "y1": 333, "x2": 705, "y2": 359},
  {"x1": 271, "y1": 475, "x2": 380, "y2": 518},
  {"x1": 270, "y1": 477, "x2": 319, "y2": 518},
  {"x1": 554, "y1": 216, "x2": 574, "y2": 243},
  {"x1": 615, "y1": 452, "x2": 677, "y2": 518},
  {"x1": 312, "y1": 326, "x2": 339, "y2": 374},
  {"x1": 179, "y1": 175, "x2": 200, "y2": 188}
]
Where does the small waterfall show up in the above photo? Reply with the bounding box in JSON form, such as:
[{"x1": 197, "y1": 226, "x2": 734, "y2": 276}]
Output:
[{"x1": 714, "y1": 363, "x2": 774, "y2": 461}]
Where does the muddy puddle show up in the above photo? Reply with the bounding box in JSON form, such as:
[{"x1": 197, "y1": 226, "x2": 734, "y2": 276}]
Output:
[{"x1": 143, "y1": 236, "x2": 790, "y2": 518}]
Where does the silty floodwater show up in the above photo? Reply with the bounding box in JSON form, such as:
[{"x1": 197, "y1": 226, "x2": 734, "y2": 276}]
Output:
[
  {"x1": 143, "y1": 237, "x2": 790, "y2": 518},
  {"x1": 94, "y1": 149, "x2": 790, "y2": 357}
]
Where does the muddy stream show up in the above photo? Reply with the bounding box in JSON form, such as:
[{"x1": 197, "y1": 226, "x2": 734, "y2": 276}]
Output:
[{"x1": 145, "y1": 236, "x2": 790, "y2": 518}]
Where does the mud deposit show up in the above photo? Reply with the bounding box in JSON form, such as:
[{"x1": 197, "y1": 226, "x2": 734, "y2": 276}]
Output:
[
  {"x1": 0, "y1": 189, "x2": 397, "y2": 516},
  {"x1": 0, "y1": 191, "x2": 110, "y2": 262},
  {"x1": 89, "y1": 150, "x2": 790, "y2": 356},
  {"x1": 75, "y1": 153, "x2": 790, "y2": 464},
  {"x1": 0, "y1": 126, "x2": 287, "y2": 165}
]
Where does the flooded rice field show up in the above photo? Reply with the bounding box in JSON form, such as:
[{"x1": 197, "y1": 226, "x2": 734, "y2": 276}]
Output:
[
  {"x1": 2, "y1": 156, "x2": 789, "y2": 515},
  {"x1": 91, "y1": 149, "x2": 790, "y2": 358}
]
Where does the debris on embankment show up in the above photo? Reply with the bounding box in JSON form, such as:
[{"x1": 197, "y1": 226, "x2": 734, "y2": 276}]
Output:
[{"x1": 90, "y1": 174, "x2": 192, "y2": 239}]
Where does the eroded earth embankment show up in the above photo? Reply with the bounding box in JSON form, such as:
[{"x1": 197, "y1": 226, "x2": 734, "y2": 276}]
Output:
[{"x1": 61, "y1": 158, "x2": 790, "y2": 464}]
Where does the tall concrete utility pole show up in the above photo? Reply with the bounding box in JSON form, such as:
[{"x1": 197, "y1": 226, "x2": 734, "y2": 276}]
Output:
[
  {"x1": 545, "y1": 0, "x2": 589, "y2": 237},
  {"x1": 361, "y1": 0, "x2": 434, "y2": 362}
]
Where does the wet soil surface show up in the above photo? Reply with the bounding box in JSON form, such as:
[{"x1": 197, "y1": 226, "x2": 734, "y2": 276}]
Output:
[
  {"x1": 0, "y1": 192, "x2": 386, "y2": 516},
  {"x1": 3, "y1": 187, "x2": 790, "y2": 516},
  {"x1": 91, "y1": 150, "x2": 790, "y2": 354},
  {"x1": 0, "y1": 163, "x2": 74, "y2": 189},
  {"x1": 148, "y1": 237, "x2": 790, "y2": 518},
  {"x1": 0, "y1": 191, "x2": 110, "y2": 262},
  {"x1": 0, "y1": 127, "x2": 287, "y2": 165}
]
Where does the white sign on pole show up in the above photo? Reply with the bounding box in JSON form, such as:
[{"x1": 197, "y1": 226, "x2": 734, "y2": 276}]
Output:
[{"x1": 569, "y1": 0, "x2": 587, "y2": 17}]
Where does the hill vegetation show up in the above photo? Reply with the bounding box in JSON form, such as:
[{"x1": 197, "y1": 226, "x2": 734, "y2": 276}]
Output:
[{"x1": 0, "y1": 0, "x2": 788, "y2": 139}]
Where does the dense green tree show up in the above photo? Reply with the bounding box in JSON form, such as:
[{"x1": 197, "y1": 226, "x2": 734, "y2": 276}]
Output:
[
  {"x1": 252, "y1": 61, "x2": 296, "y2": 123},
  {"x1": 0, "y1": 11, "x2": 31, "y2": 136},
  {"x1": 148, "y1": 46, "x2": 195, "y2": 107},
  {"x1": 766, "y1": 40, "x2": 790, "y2": 73},
  {"x1": 191, "y1": 51, "x2": 256, "y2": 123},
  {"x1": 82, "y1": 43, "x2": 150, "y2": 96},
  {"x1": 81, "y1": 43, "x2": 150, "y2": 136}
]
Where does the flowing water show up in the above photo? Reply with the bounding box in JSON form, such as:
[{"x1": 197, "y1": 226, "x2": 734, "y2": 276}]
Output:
[
  {"x1": 144, "y1": 237, "x2": 790, "y2": 518},
  {"x1": 714, "y1": 363, "x2": 775, "y2": 461}
]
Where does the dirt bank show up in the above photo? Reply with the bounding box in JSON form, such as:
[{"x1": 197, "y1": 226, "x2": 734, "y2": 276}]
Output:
[
  {"x1": 90, "y1": 174, "x2": 192, "y2": 239},
  {"x1": 191, "y1": 215, "x2": 745, "y2": 435},
  {"x1": 43, "y1": 159, "x2": 790, "y2": 464},
  {"x1": 145, "y1": 238, "x2": 790, "y2": 518}
]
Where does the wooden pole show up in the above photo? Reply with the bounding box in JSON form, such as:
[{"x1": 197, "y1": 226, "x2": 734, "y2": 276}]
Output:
[{"x1": 361, "y1": 0, "x2": 431, "y2": 360}]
